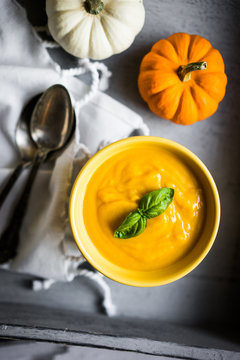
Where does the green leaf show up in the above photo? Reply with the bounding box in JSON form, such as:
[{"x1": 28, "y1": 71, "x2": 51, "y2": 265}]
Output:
[
  {"x1": 113, "y1": 188, "x2": 174, "y2": 239},
  {"x1": 114, "y1": 211, "x2": 147, "y2": 239},
  {"x1": 139, "y1": 188, "x2": 174, "y2": 219}
]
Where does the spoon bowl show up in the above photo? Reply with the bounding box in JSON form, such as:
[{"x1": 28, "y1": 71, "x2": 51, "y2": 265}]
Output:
[
  {"x1": 15, "y1": 95, "x2": 39, "y2": 162},
  {"x1": 31, "y1": 85, "x2": 74, "y2": 154}
]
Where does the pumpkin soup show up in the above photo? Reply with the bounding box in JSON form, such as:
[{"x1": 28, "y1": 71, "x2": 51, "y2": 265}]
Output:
[{"x1": 83, "y1": 145, "x2": 204, "y2": 271}]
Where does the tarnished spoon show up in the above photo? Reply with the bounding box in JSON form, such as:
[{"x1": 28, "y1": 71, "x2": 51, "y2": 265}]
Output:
[
  {"x1": 0, "y1": 96, "x2": 38, "y2": 209},
  {"x1": 0, "y1": 84, "x2": 75, "y2": 263}
]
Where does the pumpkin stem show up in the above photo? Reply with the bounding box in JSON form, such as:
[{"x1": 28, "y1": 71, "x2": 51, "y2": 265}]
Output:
[
  {"x1": 84, "y1": 0, "x2": 104, "y2": 15},
  {"x1": 178, "y1": 61, "x2": 207, "y2": 82}
]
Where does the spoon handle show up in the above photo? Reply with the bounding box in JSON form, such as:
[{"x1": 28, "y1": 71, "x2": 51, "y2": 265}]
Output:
[
  {"x1": 0, "y1": 156, "x2": 41, "y2": 264},
  {"x1": 0, "y1": 162, "x2": 31, "y2": 209}
]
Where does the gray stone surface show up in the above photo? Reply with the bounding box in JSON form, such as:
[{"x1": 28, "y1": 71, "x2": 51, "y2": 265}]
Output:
[
  {"x1": 0, "y1": 0, "x2": 240, "y2": 354},
  {"x1": 1, "y1": 341, "x2": 235, "y2": 360}
]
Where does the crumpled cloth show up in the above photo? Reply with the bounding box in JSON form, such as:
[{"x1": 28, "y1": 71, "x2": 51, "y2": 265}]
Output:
[{"x1": 0, "y1": 0, "x2": 148, "y2": 295}]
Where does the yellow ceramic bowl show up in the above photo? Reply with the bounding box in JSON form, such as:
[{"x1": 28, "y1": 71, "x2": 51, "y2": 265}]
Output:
[{"x1": 69, "y1": 137, "x2": 220, "y2": 287}]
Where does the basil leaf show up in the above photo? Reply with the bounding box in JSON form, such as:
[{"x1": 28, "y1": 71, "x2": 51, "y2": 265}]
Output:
[
  {"x1": 139, "y1": 188, "x2": 174, "y2": 219},
  {"x1": 114, "y1": 211, "x2": 147, "y2": 239}
]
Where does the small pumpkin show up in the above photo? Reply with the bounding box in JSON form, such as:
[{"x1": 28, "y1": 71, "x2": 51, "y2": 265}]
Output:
[
  {"x1": 46, "y1": 0, "x2": 145, "y2": 60},
  {"x1": 138, "y1": 33, "x2": 227, "y2": 125}
]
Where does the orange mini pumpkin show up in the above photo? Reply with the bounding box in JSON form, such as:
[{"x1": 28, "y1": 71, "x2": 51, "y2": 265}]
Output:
[{"x1": 138, "y1": 33, "x2": 227, "y2": 125}]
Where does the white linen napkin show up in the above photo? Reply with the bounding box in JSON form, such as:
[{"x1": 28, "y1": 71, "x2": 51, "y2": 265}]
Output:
[{"x1": 0, "y1": 0, "x2": 149, "y2": 315}]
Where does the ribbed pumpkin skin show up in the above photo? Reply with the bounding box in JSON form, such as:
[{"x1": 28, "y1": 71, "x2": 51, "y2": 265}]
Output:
[
  {"x1": 46, "y1": 0, "x2": 145, "y2": 60},
  {"x1": 138, "y1": 33, "x2": 227, "y2": 125}
]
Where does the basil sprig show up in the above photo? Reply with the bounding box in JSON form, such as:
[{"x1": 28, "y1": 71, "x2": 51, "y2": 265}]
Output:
[
  {"x1": 114, "y1": 188, "x2": 174, "y2": 239},
  {"x1": 114, "y1": 211, "x2": 147, "y2": 239}
]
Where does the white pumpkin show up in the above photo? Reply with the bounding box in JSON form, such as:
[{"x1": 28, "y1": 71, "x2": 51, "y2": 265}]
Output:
[{"x1": 46, "y1": 0, "x2": 145, "y2": 60}]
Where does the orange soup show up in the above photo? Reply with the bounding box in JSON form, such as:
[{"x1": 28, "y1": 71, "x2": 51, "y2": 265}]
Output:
[{"x1": 83, "y1": 145, "x2": 204, "y2": 271}]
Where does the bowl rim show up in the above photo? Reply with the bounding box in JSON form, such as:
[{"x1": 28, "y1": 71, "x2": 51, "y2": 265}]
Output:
[{"x1": 69, "y1": 136, "x2": 221, "y2": 287}]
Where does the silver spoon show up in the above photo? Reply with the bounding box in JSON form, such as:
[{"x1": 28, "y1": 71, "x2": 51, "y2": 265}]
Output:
[
  {"x1": 0, "y1": 84, "x2": 75, "y2": 263},
  {"x1": 0, "y1": 96, "x2": 38, "y2": 209}
]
